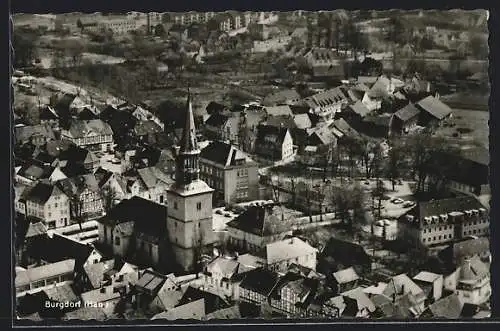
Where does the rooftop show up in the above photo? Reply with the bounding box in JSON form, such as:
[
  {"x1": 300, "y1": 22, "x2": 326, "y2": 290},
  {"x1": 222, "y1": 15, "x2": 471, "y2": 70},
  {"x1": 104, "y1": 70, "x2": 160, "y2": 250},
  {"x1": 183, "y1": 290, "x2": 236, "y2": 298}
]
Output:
[{"x1": 266, "y1": 237, "x2": 317, "y2": 265}]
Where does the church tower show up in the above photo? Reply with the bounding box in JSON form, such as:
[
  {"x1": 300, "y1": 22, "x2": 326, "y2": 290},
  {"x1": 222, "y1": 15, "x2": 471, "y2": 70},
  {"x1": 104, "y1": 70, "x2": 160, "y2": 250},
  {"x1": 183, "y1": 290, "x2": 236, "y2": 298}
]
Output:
[{"x1": 167, "y1": 90, "x2": 215, "y2": 272}]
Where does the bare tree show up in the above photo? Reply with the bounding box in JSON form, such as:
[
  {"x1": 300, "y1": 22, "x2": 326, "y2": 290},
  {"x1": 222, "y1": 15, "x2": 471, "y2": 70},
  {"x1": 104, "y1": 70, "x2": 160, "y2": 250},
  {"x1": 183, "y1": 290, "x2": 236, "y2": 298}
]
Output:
[{"x1": 101, "y1": 186, "x2": 118, "y2": 215}]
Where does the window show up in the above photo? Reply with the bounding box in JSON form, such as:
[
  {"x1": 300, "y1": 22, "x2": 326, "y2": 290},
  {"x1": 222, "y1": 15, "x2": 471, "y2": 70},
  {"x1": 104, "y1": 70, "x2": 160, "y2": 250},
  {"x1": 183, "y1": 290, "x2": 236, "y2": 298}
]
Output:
[
  {"x1": 197, "y1": 202, "x2": 202, "y2": 210},
  {"x1": 175, "y1": 222, "x2": 177, "y2": 228},
  {"x1": 174, "y1": 201, "x2": 178, "y2": 210},
  {"x1": 32, "y1": 280, "x2": 45, "y2": 289},
  {"x1": 48, "y1": 221, "x2": 56, "y2": 229},
  {"x1": 160, "y1": 195, "x2": 164, "y2": 204},
  {"x1": 55, "y1": 203, "x2": 58, "y2": 208},
  {"x1": 115, "y1": 237, "x2": 121, "y2": 246},
  {"x1": 48, "y1": 212, "x2": 52, "y2": 218}
]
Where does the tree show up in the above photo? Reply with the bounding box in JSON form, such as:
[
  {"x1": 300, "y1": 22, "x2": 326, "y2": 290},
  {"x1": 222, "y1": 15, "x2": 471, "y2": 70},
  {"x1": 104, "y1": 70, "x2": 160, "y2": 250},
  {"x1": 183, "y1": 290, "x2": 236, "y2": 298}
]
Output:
[
  {"x1": 468, "y1": 34, "x2": 488, "y2": 59},
  {"x1": 386, "y1": 139, "x2": 406, "y2": 191},
  {"x1": 13, "y1": 29, "x2": 39, "y2": 68},
  {"x1": 330, "y1": 184, "x2": 364, "y2": 233},
  {"x1": 69, "y1": 194, "x2": 84, "y2": 231},
  {"x1": 371, "y1": 180, "x2": 389, "y2": 219},
  {"x1": 101, "y1": 186, "x2": 118, "y2": 215}
]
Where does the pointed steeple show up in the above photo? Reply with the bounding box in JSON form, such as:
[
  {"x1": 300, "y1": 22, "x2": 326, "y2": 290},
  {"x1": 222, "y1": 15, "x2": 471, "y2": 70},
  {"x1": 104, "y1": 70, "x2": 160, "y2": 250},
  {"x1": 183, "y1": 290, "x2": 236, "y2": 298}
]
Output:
[
  {"x1": 175, "y1": 88, "x2": 200, "y2": 186},
  {"x1": 179, "y1": 87, "x2": 199, "y2": 154}
]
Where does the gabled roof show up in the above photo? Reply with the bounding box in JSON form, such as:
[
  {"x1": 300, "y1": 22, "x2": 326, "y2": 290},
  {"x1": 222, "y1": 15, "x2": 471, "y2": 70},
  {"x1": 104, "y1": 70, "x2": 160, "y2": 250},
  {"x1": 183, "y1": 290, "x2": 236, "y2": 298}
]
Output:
[
  {"x1": 83, "y1": 259, "x2": 118, "y2": 289},
  {"x1": 413, "y1": 271, "x2": 441, "y2": 283},
  {"x1": 341, "y1": 287, "x2": 376, "y2": 314},
  {"x1": 206, "y1": 257, "x2": 241, "y2": 279},
  {"x1": 309, "y1": 125, "x2": 337, "y2": 146},
  {"x1": 200, "y1": 141, "x2": 254, "y2": 167},
  {"x1": 177, "y1": 286, "x2": 229, "y2": 315},
  {"x1": 152, "y1": 299, "x2": 205, "y2": 320},
  {"x1": 333, "y1": 267, "x2": 360, "y2": 284},
  {"x1": 239, "y1": 267, "x2": 279, "y2": 296},
  {"x1": 44, "y1": 283, "x2": 79, "y2": 304},
  {"x1": 203, "y1": 305, "x2": 241, "y2": 320},
  {"x1": 439, "y1": 237, "x2": 491, "y2": 264},
  {"x1": 16, "y1": 259, "x2": 75, "y2": 287},
  {"x1": 17, "y1": 163, "x2": 54, "y2": 181},
  {"x1": 137, "y1": 167, "x2": 174, "y2": 189},
  {"x1": 65, "y1": 119, "x2": 113, "y2": 138},
  {"x1": 264, "y1": 105, "x2": 294, "y2": 117},
  {"x1": 393, "y1": 103, "x2": 421, "y2": 121},
  {"x1": 426, "y1": 293, "x2": 464, "y2": 319},
  {"x1": 458, "y1": 257, "x2": 489, "y2": 282},
  {"x1": 255, "y1": 125, "x2": 290, "y2": 147},
  {"x1": 409, "y1": 196, "x2": 485, "y2": 221},
  {"x1": 134, "y1": 120, "x2": 163, "y2": 136},
  {"x1": 98, "y1": 196, "x2": 167, "y2": 239},
  {"x1": 205, "y1": 112, "x2": 230, "y2": 127},
  {"x1": 416, "y1": 95, "x2": 453, "y2": 120},
  {"x1": 382, "y1": 274, "x2": 425, "y2": 302},
  {"x1": 348, "y1": 100, "x2": 371, "y2": 117},
  {"x1": 39, "y1": 106, "x2": 59, "y2": 120},
  {"x1": 266, "y1": 237, "x2": 317, "y2": 265},
  {"x1": 30, "y1": 233, "x2": 98, "y2": 267},
  {"x1": 24, "y1": 182, "x2": 62, "y2": 204},
  {"x1": 25, "y1": 222, "x2": 48, "y2": 238},
  {"x1": 330, "y1": 118, "x2": 360, "y2": 139},
  {"x1": 57, "y1": 173, "x2": 100, "y2": 196},
  {"x1": 304, "y1": 87, "x2": 347, "y2": 109},
  {"x1": 15, "y1": 124, "x2": 56, "y2": 143},
  {"x1": 227, "y1": 204, "x2": 292, "y2": 236}
]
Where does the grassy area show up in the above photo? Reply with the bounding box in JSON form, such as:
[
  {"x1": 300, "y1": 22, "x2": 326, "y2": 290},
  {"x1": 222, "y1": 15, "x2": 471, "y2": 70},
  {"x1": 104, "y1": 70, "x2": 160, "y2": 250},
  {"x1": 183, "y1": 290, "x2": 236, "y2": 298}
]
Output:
[{"x1": 435, "y1": 108, "x2": 489, "y2": 148}]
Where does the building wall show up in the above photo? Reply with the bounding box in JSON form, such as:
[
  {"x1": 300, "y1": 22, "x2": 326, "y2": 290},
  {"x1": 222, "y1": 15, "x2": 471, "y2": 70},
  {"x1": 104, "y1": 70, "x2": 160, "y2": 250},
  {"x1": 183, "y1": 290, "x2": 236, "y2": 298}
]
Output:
[
  {"x1": 281, "y1": 131, "x2": 294, "y2": 160},
  {"x1": 457, "y1": 276, "x2": 491, "y2": 305},
  {"x1": 268, "y1": 251, "x2": 317, "y2": 273},
  {"x1": 135, "y1": 237, "x2": 160, "y2": 265},
  {"x1": 112, "y1": 226, "x2": 132, "y2": 257},
  {"x1": 61, "y1": 132, "x2": 113, "y2": 152},
  {"x1": 26, "y1": 191, "x2": 70, "y2": 229}
]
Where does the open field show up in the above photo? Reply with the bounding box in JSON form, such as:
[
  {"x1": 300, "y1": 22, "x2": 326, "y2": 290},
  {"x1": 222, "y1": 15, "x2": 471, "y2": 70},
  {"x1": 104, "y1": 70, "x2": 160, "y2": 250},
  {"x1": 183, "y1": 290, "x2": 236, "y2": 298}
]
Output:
[{"x1": 435, "y1": 108, "x2": 489, "y2": 148}]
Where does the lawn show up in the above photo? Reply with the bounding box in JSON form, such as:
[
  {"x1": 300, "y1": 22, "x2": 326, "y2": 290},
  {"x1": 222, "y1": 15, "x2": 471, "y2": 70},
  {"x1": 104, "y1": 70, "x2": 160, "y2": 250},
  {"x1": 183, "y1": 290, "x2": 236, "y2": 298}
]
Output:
[{"x1": 435, "y1": 108, "x2": 489, "y2": 148}]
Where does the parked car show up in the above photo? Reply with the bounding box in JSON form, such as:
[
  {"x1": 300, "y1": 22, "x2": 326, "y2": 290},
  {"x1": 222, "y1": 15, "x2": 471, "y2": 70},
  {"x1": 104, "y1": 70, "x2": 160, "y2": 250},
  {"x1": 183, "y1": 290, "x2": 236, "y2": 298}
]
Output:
[
  {"x1": 224, "y1": 213, "x2": 232, "y2": 217},
  {"x1": 215, "y1": 210, "x2": 223, "y2": 215},
  {"x1": 364, "y1": 181, "x2": 370, "y2": 185},
  {"x1": 391, "y1": 198, "x2": 404, "y2": 204},
  {"x1": 403, "y1": 201, "x2": 416, "y2": 208}
]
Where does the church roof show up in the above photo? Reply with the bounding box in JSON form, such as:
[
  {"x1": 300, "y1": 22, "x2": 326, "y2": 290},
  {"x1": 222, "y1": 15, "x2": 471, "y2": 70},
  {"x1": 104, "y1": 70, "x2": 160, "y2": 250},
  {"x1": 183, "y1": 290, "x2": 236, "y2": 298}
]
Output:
[{"x1": 179, "y1": 91, "x2": 199, "y2": 154}]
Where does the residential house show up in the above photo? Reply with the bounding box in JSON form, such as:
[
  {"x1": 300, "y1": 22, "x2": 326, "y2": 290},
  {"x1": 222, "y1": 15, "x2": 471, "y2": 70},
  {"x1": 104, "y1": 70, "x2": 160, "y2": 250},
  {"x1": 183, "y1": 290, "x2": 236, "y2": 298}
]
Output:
[
  {"x1": 390, "y1": 103, "x2": 421, "y2": 135},
  {"x1": 265, "y1": 237, "x2": 318, "y2": 273},
  {"x1": 307, "y1": 125, "x2": 338, "y2": 148},
  {"x1": 262, "y1": 90, "x2": 302, "y2": 107},
  {"x1": 176, "y1": 286, "x2": 230, "y2": 315},
  {"x1": 199, "y1": 141, "x2": 259, "y2": 204},
  {"x1": 415, "y1": 95, "x2": 453, "y2": 127},
  {"x1": 20, "y1": 182, "x2": 71, "y2": 229},
  {"x1": 338, "y1": 287, "x2": 377, "y2": 318},
  {"x1": 438, "y1": 237, "x2": 491, "y2": 267},
  {"x1": 413, "y1": 271, "x2": 444, "y2": 304},
  {"x1": 303, "y1": 48, "x2": 345, "y2": 79},
  {"x1": 15, "y1": 124, "x2": 56, "y2": 146},
  {"x1": 99, "y1": 105, "x2": 137, "y2": 147},
  {"x1": 443, "y1": 257, "x2": 491, "y2": 305},
  {"x1": 264, "y1": 105, "x2": 294, "y2": 118},
  {"x1": 302, "y1": 87, "x2": 349, "y2": 121},
  {"x1": 16, "y1": 163, "x2": 67, "y2": 186},
  {"x1": 43, "y1": 283, "x2": 80, "y2": 314},
  {"x1": 134, "y1": 269, "x2": 179, "y2": 309},
  {"x1": 400, "y1": 196, "x2": 489, "y2": 246},
  {"x1": 26, "y1": 232, "x2": 103, "y2": 276},
  {"x1": 332, "y1": 267, "x2": 360, "y2": 294},
  {"x1": 97, "y1": 196, "x2": 168, "y2": 266},
  {"x1": 39, "y1": 106, "x2": 60, "y2": 128},
  {"x1": 151, "y1": 299, "x2": 205, "y2": 320},
  {"x1": 344, "y1": 101, "x2": 372, "y2": 122},
  {"x1": 430, "y1": 147, "x2": 490, "y2": 196},
  {"x1": 226, "y1": 204, "x2": 294, "y2": 254},
  {"x1": 80, "y1": 258, "x2": 139, "y2": 294},
  {"x1": 15, "y1": 259, "x2": 75, "y2": 297},
  {"x1": 61, "y1": 119, "x2": 114, "y2": 152},
  {"x1": 359, "y1": 113, "x2": 393, "y2": 138},
  {"x1": 239, "y1": 267, "x2": 279, "y2": 306},
  {"x1": 265, "y1": 114, "x2": 312, "y2": 152},
  {"x1": 45, "y1": 141, "x2": 100, "y2": 172},
  {"x1": 133, "y1": 120, "x2": 164, "y2": 145},
  {"x1": 420, "y1": 293, "x2": 466, "y2": 319},
  {"x1": 203, "y1": 305, "x2": 241, "y2": 320},
  {"x1": 123, "y1": 167, "x2": 174, "y2": 205},
  {"x1": 204, "y1": 112, "x2": 240, "y2": 145},
  {"x1": 382, "y1": 274, "x2": 427, "y2": 315},
  {"x1": 254, "y1": 125, "x2": 294, "y2": 162},
  {"x1": 57, "y1": 174, "x2": 104, "y2": 219},
  {"x1": 269, "y1": 272, "x2": 318, "y2": 318},
  {"x1": 15, "y1": 221, "x2": 48, "y2": 267},
  {"x1": 94, "y1": 167, "x2": 127, "y2": 203},
  {"x1": 202, "y1": 256, "x2": 253, "y2": 301}
]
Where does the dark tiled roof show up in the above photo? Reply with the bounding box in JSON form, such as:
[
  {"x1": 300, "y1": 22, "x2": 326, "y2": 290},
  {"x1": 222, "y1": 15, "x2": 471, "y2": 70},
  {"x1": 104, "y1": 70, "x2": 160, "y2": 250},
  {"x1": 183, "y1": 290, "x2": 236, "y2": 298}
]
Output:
[
  {"x1": 416, "y1": 96, "x2": 453, "y2": 120},
  {"x1": 98, "y1": 196, "x2": 167, "y2": 238},
  {"x1": 263, "y1": 89, "x2": 301, "y2": 106},
  {"x1": 205, "y1": 112, "x2": 229, "y2": 127},
  {"x1": 255, "y1": 125, "x2": 289, "y2": 147},
  {"x1": 24, "y1": 182, "x2": 59, "y2": 204},
  {"x1": 227, "y1": 204, "x2": 290, "y2": 236},
  {"x1": 411, "y1": 196, "x2": 485, "y2": 220},
  {"x1": 323, "y1": 238, "x2": 371, "y2": 266},
  {"x1": 426, "y1": 293, "x2": 464, "y2": 319},
  {"x1": 200, "y1": 141, "x2": 252, "y2": 167},
  {"x1": 363, "y1": 114, "x2": 392, "y2": 128},
  {"x1": 394, "y1": 103, "x2": 421, "y2": 121},
  {"x1": 30, "y1": 233, "x2": 97, "y2": 267},
  {"x1": 57, "y1": 174, "x2": 100, "y2": 196},
  {"x1": 239, "y1": 267, "x2": 279, "y2": 296},
  {"x1": 439, "y1": 237, "x2": 491, "y2": 264},
  {"x1": 39, "y1": 106, "x2": 59, "y2": 120},
  {"x1": 348, "y1": 101, "x2": 371, "y2": 118},
  {"x1": 177, "y1": 286, "x2": 230, "y2": 315},
  {"x1": 134, "y1": 120, "x2": 163, "y2": 136},
  {"x1": 461, "y1": 147, "x2": 489, "y2": 166},
  {"x1": 15, "y1": 124, "x2": 56, "y2": 143}
]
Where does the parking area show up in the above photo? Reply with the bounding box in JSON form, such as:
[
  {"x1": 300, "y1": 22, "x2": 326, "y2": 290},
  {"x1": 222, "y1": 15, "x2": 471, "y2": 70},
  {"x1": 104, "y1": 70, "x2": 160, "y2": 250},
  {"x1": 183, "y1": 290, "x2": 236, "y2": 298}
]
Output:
[{"x1": 97, "y1": 150, "x2": 123, "y2": 173}]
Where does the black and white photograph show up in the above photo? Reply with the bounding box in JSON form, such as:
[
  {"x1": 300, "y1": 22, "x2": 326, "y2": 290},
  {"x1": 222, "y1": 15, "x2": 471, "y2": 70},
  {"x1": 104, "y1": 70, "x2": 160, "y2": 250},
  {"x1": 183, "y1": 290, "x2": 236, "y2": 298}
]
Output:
[{"x1": 11, "y1": 9, "x2": 491, "y2": 321}]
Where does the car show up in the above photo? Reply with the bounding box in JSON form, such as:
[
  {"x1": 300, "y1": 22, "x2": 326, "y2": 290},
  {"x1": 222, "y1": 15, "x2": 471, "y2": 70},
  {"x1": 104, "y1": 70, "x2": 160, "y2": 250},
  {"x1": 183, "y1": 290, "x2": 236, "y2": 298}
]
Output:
[
  {"x1": 403, "y1": 201, "x2": 416, "y2": 208},
  {"x1": 224, "y1": 213, "x2": 232, "y2": 218},
  {"x1": 381, "y1": 195, "x2": 391, "y2": 201},
  {"x1": 391, "y1": 198, "x2": 404, "y2": 204},
  {"x1": 364, "y1": 181, "x2": 370, "y2": 185},
  {"x1": 397, "y1": 179, "x2": 403, "y2": 185},
  {"x1": 111, "y1": 159, "x2": 121, "y2": 164}
]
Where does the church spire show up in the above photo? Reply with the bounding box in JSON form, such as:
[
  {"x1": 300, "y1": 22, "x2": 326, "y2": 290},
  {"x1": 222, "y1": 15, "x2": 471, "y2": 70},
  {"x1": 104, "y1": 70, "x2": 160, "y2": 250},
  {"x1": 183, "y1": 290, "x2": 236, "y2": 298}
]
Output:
[
  {"x1": 179, "y1": 87, "x2": 199, "y2": 154},
  {"x1": 175, "y1": 88, "x2": 200, "y2": 186}
]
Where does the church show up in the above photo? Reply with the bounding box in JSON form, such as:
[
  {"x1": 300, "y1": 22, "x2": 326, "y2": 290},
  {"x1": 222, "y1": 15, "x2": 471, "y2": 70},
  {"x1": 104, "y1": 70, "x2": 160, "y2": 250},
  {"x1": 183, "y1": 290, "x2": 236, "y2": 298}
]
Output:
[{"x1": 97, "y1": 91, "x2": 216, "y2": 273}]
